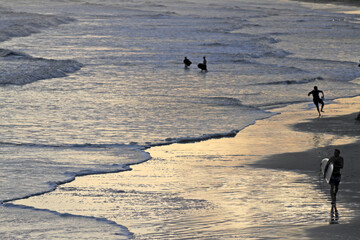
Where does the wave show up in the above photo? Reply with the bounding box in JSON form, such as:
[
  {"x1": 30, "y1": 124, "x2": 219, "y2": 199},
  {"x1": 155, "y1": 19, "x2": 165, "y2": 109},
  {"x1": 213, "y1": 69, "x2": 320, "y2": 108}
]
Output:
[
  {"x1": 301, "y1": 57, "x2": 356, "y2": 65},
  {"x1": 257, "y1": 100, "x2": 311, "y2": 110},
  {"x1": 0, "y1": 141, "x2": 142, "y2": 150},
  {"x1": 0, "y1": 49, "x2": 83, "y2": 85},
  {"x1": 0, "y1": 129, "x2": 245, "y2": 204},
  {"x1": 0, "y1": 48, "x2": 29, "y2": 58},
  {"x1": 204, "y1": 96, "x2": 247, "y2": 107},
  {"x1": 0, "y1": 8, "x2": 75, "y2": 43},
  {"x1": 254, "y1": 76, "x2": 324, "y2": 86},
  {"x1": 232, "y1": 59, "x2": 254, "y2": 64},
  {"x1": 248, "y1": 36, "x2": 281, "y2": 44},
  {"x1": 152, "y1": 129, "x2": 240, "y2": 147},
  {"x1": 149, "y1": 109, "x2": 276, "y2": 147},
  {"x1": 1, "y1": 164, "x2": 134, "y2": 204},
  {"x1": 188, "y1": 96, "x2": 263, "y2": 112},
  {"x1": 134, "y1": 11, "x2": 178, "y2": 18},
  {"x1": 262, "y1": 49, "x2": 291, "y2": 58},
  {"x1": 0, "y1": 140, "x2": 150, "y2": 204},
  {"x1": 200, "y1": 42, "x2": 229, "y2": 47},
  {"x1": 0, "y1": 9, "x2": 80, "y2": 85},
  {"x1": 231, "y1": 49, "x2": 291, "y2": 61},
  {"x1": 3, "y1": 203, "x2": 133, "y2": 238}
]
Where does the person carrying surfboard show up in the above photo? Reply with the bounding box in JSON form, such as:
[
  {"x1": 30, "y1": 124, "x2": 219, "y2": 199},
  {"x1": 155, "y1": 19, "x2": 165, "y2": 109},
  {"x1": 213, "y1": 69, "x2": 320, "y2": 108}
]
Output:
[
  {"x1": 327, "y1": 149, "x2": 344, "y2": 209},
  {"x1": 183, "y1": 57, "x2": 192, "y2": 68},
  {"x1": 308, "y1": 86, "x2": 325, "y2": 116},
  {"x1": 197, "y1": 56, "x2": 207, "y2": 72}
]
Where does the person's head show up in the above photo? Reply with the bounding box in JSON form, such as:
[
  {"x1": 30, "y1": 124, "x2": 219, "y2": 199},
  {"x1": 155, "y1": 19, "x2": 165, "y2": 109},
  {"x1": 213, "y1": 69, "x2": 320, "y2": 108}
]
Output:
[
  {"x1": 314, "y1": 86, "x2": 318, "y2": 90},
  {"x1": 203, "y1": 56, "x2": 206, "y2": 59},
  {"x1": 334, "y1": 149, "x2": 340, "y2": 157}
]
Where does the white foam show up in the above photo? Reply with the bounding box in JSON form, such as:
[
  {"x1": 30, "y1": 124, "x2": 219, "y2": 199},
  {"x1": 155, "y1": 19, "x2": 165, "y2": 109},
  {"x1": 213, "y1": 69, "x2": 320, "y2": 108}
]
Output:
[
  {"x1": 0, "y1": 0, "x2": 359, "y2": 238},
  {"x1": 2, "y1": 203, "x2": 132, "y2": 239},
  {"x1": 0, "y1": 143, "x2": 150, "y2": 203},
  {"x1": 0, "y1": 53, "x2": 83, "y2": 85},
  {"x1": 0, "y1": 8, "x2": 74, "y2": 42}
]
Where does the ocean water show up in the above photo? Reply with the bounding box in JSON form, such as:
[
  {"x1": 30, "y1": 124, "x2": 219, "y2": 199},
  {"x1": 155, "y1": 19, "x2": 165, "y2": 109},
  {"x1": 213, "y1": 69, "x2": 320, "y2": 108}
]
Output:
[{"x1": 0, "y1": 0, "x2": 359, "y2": 238}]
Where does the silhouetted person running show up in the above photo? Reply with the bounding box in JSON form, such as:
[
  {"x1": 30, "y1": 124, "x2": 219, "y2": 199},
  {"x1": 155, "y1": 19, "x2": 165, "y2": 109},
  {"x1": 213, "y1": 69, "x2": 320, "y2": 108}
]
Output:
[
  {"x1": 326, "y1": 149, "x2": 344, "y2": 215},
  {"x1": 308, "y1": 86, "x2": 324, "y2": 116},
  {"x1": 183, "y1": 57, "x2": 192, "y2": 68}
]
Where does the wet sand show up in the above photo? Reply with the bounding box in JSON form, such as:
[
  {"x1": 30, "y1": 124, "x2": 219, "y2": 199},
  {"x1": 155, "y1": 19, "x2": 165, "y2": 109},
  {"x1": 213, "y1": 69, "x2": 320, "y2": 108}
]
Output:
[
  {"x1": 257, "y1": 99, "x2": 360, "y2": 239},
  {"x1": 13, "y1": 96, "x2": 360, "y2": 239}
]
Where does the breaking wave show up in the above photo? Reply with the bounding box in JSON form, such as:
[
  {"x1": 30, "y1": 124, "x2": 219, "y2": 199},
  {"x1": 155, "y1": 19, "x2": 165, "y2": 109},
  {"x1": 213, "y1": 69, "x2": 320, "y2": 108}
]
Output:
[
  {"x1": 0, "y1": 48, "x2": 29, "y2": 58},
  {"x1": 254, "y1": 76, "x2": 324, "y2": 86},
  {"x1": 0, "y1": 48, "x2": 83, "y2": 85},
  {"x1": 0, "y1": 8, "x2": 80, "y2": 85},
  {"x1": 0, "y1": 8, "x2": 75, "y2": 43}
]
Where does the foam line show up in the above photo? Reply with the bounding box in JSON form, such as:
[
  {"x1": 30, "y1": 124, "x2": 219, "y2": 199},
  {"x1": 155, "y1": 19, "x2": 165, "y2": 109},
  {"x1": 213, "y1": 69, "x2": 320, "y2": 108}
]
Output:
[{"x1": 2, "y1": 202, "x2": 134, "y2": 238}]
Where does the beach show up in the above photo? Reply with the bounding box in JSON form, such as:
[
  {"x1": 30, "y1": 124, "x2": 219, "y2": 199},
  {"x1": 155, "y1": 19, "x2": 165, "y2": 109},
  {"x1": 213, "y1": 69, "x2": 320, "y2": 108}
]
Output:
[
  {"x1": 14, "y1": 96, "x2": 360, "y2": 239},
  {"x1": 1, "y1": 0, "x2": 360, "y2": 238},
  {"x1": 258, "y1": 100, "x2": 360, "y2": 239}
]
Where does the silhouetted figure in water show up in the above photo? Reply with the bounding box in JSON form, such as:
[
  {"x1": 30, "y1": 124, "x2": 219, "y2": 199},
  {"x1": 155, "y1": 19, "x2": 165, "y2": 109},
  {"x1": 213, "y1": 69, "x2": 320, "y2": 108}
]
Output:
[
  {"x1": 183, "y1": 57, "x2": 192, "y2": 68},
  {"x1": 308, "y1": 86, "x2": 324, "y2": 116},
  {"x1": 358, "y1": 59, "x2": 360, "y2": 67},
  {"x1": 326, "y1": 149, "x2": 344, "y2": 219},
  {"x1": 197, "y1": 56, "x2": 207, "y2": 72}
]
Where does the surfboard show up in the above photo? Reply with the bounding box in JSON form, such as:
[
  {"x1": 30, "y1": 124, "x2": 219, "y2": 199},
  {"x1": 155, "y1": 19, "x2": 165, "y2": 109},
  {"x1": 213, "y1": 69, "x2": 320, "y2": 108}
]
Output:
[
  {"x1": 184, "y1": 59, "x2": 192, "y2": 67},
  {"x1": 197, "y1": 63, "x2": 207, "y2": 71},
  {"x1": 321, "y1": 158, "x2": 333, "y2": 184}
]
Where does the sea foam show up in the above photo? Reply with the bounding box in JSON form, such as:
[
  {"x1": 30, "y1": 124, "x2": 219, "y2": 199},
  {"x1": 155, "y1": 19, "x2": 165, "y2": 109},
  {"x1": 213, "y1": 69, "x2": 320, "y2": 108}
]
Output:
[{"x1": 0, "y1": 50, "x2": 83, "y2": 85}]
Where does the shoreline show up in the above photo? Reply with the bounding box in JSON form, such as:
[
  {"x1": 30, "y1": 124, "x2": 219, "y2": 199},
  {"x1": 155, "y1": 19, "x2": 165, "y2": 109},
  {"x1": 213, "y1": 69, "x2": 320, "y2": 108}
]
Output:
[
  {"x1": 12, "y1": 95, "x2": 360, "y2": 239},
  {"x1": 256, "y1": 98, "x2": 360, "y2": 239},
  {"x1": 1, "y1": 0, "x2": 359, "y2": 238}
]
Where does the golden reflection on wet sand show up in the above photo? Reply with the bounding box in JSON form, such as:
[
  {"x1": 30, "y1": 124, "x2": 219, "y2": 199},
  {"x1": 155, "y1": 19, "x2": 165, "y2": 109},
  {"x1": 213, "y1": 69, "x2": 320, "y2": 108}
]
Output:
[{"x1": 14, "y1": 97, "x2": 360, "y2": 239}]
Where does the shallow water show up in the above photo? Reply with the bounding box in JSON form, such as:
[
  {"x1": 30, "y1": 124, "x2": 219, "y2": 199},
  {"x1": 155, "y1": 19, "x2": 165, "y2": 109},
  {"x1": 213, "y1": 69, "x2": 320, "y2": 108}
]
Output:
[
  {"x1": 17, "y1": 165, "x2": 335, "y2": 239},
  {"x1": 14, "y1": 101, "x2": 359, "y2": 239},
  {"x1": 1, "y1": 0, "x2": 360, "y2": 238}
]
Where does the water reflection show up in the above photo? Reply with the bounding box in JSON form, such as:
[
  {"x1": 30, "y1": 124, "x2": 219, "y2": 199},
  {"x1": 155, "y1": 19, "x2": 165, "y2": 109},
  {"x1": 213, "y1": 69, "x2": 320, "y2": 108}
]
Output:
[{"x1": 13, "y1": 99, "x2": 360, "y2": 239}]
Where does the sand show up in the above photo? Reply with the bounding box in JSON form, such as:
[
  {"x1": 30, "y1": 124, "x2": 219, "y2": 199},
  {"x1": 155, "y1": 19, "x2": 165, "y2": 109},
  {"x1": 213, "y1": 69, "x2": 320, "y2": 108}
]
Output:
[
  {"x1": 13, "y1": 96, "x2": 360, "y2": 239},
  {"x1": 257, "y1": 102, "x2": 360, "y2": 239}
]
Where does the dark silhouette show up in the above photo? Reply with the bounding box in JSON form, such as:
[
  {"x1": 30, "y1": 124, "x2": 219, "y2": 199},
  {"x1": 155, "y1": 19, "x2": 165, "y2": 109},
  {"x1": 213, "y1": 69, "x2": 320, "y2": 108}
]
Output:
[
  {"x1": 183, "y1": 57, "x2": 192, "y2": 68},
  {"x1": 326, "y1": 149, "x2": 344, "y2": 222},
  {"x1": 308, "y1": 86, "x2": 325, "y2": 116},
  {"x1": 197, "y1": 56, "x2": 207, "y2": 72}
]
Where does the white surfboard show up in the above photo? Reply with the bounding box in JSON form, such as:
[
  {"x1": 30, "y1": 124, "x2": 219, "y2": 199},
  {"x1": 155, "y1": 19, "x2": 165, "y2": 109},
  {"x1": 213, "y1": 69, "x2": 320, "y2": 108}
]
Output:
[{"x1": 321, "y1": 158, "x2": 333, "y2": 184}]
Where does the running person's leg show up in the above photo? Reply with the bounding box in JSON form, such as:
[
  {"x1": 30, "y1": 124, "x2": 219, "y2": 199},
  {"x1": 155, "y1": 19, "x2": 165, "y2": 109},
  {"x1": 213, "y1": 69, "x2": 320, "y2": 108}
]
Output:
[
  {"x1": 319, "y1": 99, "x2": 324, "y2": 112},
  {"x1": 313, "y1": 99, "x2": 321, "y2": 116}
]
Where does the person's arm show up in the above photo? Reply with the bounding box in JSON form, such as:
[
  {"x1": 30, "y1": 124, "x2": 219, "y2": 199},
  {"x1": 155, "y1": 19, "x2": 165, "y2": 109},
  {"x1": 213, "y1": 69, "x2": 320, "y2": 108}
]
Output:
[
  {"x1": 327, "y1": 157, "x2": 336, "y2": 168},
  {"x1": 338, "y1": 157, "x2": 344, "y2": 169},
  {"x1": 320, "y1": 90, "x2": 324, "y2": 98},
  {"x1": 332, "y1": 157, "x2": 344, "y2": 169},
  {"x1": 308, "y1": 91, "x2": 312, "y2": 96}
]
